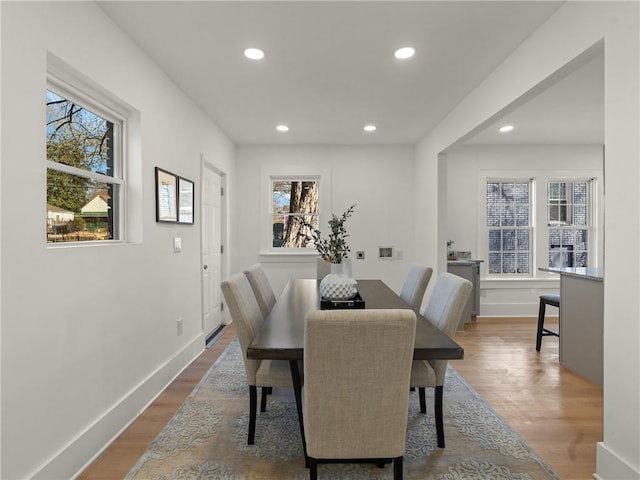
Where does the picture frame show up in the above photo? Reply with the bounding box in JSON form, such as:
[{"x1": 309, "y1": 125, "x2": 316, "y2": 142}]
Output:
[
  {"x1": 155, "y1": 167, "x2": 178, "y2": 223},
  {"x1": 177, "y1": 176, "x2": 195, "y2": 224}
]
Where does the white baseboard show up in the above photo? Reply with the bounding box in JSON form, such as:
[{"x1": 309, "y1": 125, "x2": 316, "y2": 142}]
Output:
[
  {"x1": 479, "y1": 302, "x2": 540, "y2": 317},
  {"x1": 29, "y1": 334, "x2": 205, "y2": 480},
  {"x1": 595, "y1": 442, "x2": 640, "y2": 480}
]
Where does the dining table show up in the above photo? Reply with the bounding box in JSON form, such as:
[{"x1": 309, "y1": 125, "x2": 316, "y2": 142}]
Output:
[{"x1": 246, "y1": 278, "x2": 464, "y2": 465}]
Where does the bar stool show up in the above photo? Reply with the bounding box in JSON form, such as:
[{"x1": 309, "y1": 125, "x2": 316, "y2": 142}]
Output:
[{"x1": 536, "y1": 294, "x2": 560, "y2": 351}]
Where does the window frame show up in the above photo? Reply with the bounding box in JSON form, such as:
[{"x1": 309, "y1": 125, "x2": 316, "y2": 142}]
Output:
[
  {"x1": 260, "y1": 166, "x2": 330, "y2": 258},
  {"x1": 546, "y1": 178, "x2": 595, "y2": 268},
  {"x1": 270, "y1": 177, "x2": 320, "y2": 250},
  {"x1": 479, "y1": 170, "x2": 601, "y2": 279},
  {"x1": 46, "y1": 73, "x2": 127, "y2": 246},
  {"x1": 485, "y1": 178, "x2": 534, "y2": 276}
]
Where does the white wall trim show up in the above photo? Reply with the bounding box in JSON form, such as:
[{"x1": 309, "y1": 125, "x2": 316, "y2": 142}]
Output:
[
  {"x1": 259, "y1": 164, "x2": 331, "y2": 256},
  {"x1": 595, "y1": 442, "x2": 640, "y2": 480},
  {"x1": 480, "y1": 302, "x2": 546, "y2": 317},
  {"x1": 481, "y1": 278, "x2": 559, "y2": 289},
  {"x1": 30, "y1": 333, "x2": 205, "y2": 480}
]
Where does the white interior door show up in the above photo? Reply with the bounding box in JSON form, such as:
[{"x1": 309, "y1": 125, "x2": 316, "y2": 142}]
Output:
[{"x1": 202, "y1": 163, "x2": 223, "y2": 339}]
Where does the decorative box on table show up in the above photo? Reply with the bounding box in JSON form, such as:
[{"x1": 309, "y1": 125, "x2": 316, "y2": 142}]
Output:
[{"x1": 320, "y1": 292, "x2": 365, "y2": 310}]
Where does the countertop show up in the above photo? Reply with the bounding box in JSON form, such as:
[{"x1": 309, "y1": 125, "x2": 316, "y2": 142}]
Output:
[
  {"x1": 539, "y1": 266, "x2": 604, "y2": 281},
  {"x1": 447, "y1": 259, "x2": 484, "y2": 265}
]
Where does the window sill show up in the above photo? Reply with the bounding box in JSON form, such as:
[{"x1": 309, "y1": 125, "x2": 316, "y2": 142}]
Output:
[
  {"x1": 481, "y1": 276, "x2": 560, "y2": 289},
  {"x1": 259, "y1": 251, "x2": 319, "y2": 263}
]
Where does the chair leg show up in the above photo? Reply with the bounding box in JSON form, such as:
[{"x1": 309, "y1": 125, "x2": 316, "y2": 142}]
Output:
[
  {"x1": 393, "y1": 455, "x2": 403, "y2": 480},
  {"x1": 309, "y1": 458, "x2": 318, "y2": 479},
  {"x1": 261, "y1": 386, "x2": 268, "y2": 412},
  {"x1": 418, "y1": 387, "x2": 426, "y2": 414},
  {"x1": 536, "y1": 299, "x2": 546, "y2": 351},
  {"x1": 435, "y1": 385, "x2": 445, "y2": 448},
  {"x1": 248, "y1": 385, "x2": 257, "y2": 445}
]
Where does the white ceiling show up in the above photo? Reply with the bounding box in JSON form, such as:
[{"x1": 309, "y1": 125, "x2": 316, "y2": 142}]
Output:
[
  {"x1": 97, "y1": 1, "x2": 602, "y2": 146},
  {"x1": 464, "y1": 50, "x2": 604, "y2": 145}
]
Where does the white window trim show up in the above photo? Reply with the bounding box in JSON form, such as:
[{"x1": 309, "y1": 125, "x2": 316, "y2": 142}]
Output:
[
  {"x1": 478, "y1": 169, "x2": 602, "y2": 280},
  {"x1": 46, "y1": 53, "x2": 136, "y2": 247},
  {"x1": 259, "y1": 165, "x2": 331, "y2": 259},
  {"x1": 483, "y1": 177, "x2": 534, "y2": 277}
]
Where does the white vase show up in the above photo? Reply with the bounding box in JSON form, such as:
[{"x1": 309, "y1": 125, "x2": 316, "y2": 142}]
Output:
[{"x1": 320, "y1": 261, "x2": 357, "y2": 300}]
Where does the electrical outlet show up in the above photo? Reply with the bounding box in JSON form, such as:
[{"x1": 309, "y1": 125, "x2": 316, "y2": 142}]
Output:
[
  {"x1": 356, "y1": 251, "x2": 365, "y2": 260},
  {"x1": 177, "y1": 318, "x2": 183, "y2": 336},
  {"x1": 174, "y1": 237, "x2": 182, "y2": 253}
]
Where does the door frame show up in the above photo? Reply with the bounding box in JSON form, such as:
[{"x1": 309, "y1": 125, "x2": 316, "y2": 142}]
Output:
[{"x1": 200, "y1": 155, "x2": 228, "y2": 334}]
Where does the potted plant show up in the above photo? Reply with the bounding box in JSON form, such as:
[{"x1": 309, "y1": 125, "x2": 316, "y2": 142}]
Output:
[
  {"x1": 311, "y1": 204, "x2": 355, "y2": 265},
  {"x1": 311, "y1": 204, "x2": 357, "y2": 300}
]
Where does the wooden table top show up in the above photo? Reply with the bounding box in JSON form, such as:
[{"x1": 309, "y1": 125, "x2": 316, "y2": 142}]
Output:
[{"x1": 247, "y1": 278, "x2": 464, "y2": 361}]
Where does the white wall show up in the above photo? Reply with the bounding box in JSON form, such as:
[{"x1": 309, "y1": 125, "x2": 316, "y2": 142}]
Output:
[
  {"x1": 415, "y1": 2, "x2": 639, "y2": 478},
  {"x1": 446, "y1": 144, "x2": 603, "y2": 316},
  {"x1": 0, "y1": 3, "x2": 235, "y2": 479},
  {"x1": 233, "y1": 145, "x2": 416, "y2": 297}
]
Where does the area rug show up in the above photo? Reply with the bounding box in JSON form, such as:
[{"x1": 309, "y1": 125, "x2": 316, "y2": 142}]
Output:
[{"x1": 126, "y1": 338, "x2": 560, "y2": 480}]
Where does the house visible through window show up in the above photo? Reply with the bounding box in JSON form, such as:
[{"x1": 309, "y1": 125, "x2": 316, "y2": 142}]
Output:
[
  {"x1": 271, "y1": 179, "x2": 319, "y2": 249},
  {"x1": 486, "y1": 180, "x2": 531, "y2": 274},
  {"x1": 46, "y1": 86, "x2": 123, "y2": 243}
]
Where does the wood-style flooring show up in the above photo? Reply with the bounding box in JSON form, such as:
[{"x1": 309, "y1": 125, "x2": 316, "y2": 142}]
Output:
[{"x1": 78, "y1": 317, "x2": 602, "y2": 480}]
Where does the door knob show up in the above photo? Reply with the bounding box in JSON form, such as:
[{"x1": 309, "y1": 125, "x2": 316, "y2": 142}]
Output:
[{"x1": 203, "y1": 265, "x2": 208, "y2": 270}]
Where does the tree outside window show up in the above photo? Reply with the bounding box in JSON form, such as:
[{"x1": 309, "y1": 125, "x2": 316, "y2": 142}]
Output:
[
  {"x1": 46, "y1": 88, "x2": 122, "y2": 243},
  {"x1": 271, "y1": 179, "x2": 319, "y2": 248}
]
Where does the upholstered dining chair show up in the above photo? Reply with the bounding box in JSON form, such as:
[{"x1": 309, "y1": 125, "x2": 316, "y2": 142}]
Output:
[
  {"x1": 303, "y1": 309, "x2": 417, "y2": 480},
  {"x1": 221, "y1": 272, "x2": 293, "y2": 445},
  {"x1": 400, "y1": 264, "x2": 433, "y2": 311},
  {"x1": 243, "y1": 263, "x2": 277, "y2": 318},
  {"x1": 410, "y1": 272, "x2": 472, "y2": 448}
]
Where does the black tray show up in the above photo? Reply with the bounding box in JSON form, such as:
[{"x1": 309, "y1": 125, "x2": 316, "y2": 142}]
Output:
[{"x1": 320, "y1": 292, "x2": 365, "y2": 310}]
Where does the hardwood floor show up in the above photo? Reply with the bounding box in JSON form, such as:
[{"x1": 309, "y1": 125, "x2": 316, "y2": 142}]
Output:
[
  {"x1": 453, "y1": 317, "x2": 602, "y2": 480},
  {"x1": 77, "y1": 317, "x2": 601, "y2": 480},
  {"x1": 76, "y1": 326, "x2": 237, "y2": 480}
]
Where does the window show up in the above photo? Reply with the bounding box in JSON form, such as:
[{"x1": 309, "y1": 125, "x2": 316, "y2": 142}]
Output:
[
  {"x1": 46, "y1": 82, "x2": 124, "y2": 243},
  {"x1": 547, "y1": 180, "x2": 591, "y2": 267},
  {"x1": 483, "y1": 174, "x2": 597, "y2": 277},
  {"x1": 486, "y1": 180, "x2": 532, "y2": 274},
  {"x1": 271, "y1": 179, "x2": 319, "y2": 249}
]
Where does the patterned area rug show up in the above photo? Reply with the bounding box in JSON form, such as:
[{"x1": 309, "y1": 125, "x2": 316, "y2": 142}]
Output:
[{"x1": 126, "y1": 338, "x2": 560, "y2": 480}]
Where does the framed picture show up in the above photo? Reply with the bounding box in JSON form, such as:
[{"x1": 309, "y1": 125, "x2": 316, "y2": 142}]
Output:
[
  {"x1": 177, "y1": 176, "x2": 195, "y2": 224},
  {"x1": 155, "y1": 167, "x2": 177, "y2": 223}
]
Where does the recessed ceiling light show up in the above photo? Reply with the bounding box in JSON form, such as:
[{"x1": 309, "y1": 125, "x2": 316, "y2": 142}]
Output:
[
  {"x1": 394, "y1": 47, "x2": 415, "y2": 59},
  {"x1": 276, "y1": 124, "x2": 289, "y2": 132},
  {"x1": 244, "y1": 48, "x2": 265, "y2": 60},
  {"x1": 364, "y1": 125, "x2": 377, "y2": 132},
  {"x1": 499, "y1": 125, "x2": 514, "y2": 133}
]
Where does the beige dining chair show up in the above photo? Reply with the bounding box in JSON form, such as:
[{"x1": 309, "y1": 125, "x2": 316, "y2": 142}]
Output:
[
  {"x1": 243, "y1": 263, "x2": 277, "y2": 318},
  {"x1": 221, "y1": 272, "x2": 292, "y2": 445},
  {"x1": 303, "y1": 309, "x2": 416, "y2": 480},
  {"x1": 410, "y1": 272, "x2": 472, "y2": 448},
  {"x1": 400, "y1": 264, "x2": 433, "y2": 311}
]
